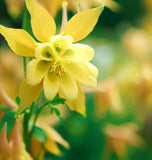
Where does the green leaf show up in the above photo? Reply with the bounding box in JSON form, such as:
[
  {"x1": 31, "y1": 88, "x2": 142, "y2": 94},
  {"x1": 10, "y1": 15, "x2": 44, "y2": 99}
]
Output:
[
  {"x1": 15, "y1": 96, "x2": 21, "y2": 106},
  {"x1": 49, "y1": 97, "x2": 65, "y2": 105},
  {"x1": 33, "y1": 126, "x2": 47, "y2": 143},
  {"x1": 59, "y1": 117, "x2": 63, "y2": 122},
  {"x1": 48, "y1": 105, "x2": 60, "y2": 117},
  {"x1": 0, "y1": 105, "x2": 11, "y2": 112},
  {"x1": 0, "y1": 111, "x2": 16, "y2": 133},
  {"x1": 53, "y1": 107, "x2": 60, "y2": 116}
]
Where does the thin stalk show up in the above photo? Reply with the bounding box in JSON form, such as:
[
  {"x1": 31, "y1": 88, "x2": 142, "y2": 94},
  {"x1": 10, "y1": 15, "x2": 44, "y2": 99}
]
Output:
[
  {"x1": 22, "y1": 5, "x2": 29, "y2": 77},
  {"x1": 35, "y1": 143, "x2": 45, "y2": 160},
  {"x1": 23, "y1": 112, "x2": 29, "y2": 150},
  {"x1": 23, "y1": 57, "x2": 27, "y2": 77},
  {"x1": 23, "y1": 102, "x2": 35, "y2": 151},
  {"x1": 27, "y1": 102, "x2": 50, "y2": 150}
]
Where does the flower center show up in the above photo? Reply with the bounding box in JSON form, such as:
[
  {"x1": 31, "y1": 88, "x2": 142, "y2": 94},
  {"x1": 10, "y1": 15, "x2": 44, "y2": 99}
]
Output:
[{"x1": 50, "y1": 60, "x2": 67, "y2": 76}]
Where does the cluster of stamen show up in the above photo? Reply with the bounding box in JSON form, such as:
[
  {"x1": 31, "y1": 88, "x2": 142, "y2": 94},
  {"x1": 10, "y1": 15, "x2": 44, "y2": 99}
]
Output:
[{"x1": 50, "y1": 60, "x2": 67, "y2": 76}]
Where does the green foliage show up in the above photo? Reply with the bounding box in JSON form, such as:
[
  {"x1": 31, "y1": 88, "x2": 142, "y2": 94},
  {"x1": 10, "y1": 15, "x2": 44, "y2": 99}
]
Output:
[
  {"x1": 0, "y1": 111, "x2": 16, "y2": 133},
  {"x1": 15, "y1": 96, "x2": 21, "y2": 106},
  {"x1": 0, "y1": 105, "x2": 11, "y2": 112},
  {"x1": 49, "y1": 97, "x2": 65, "y2": 105},
  {"x1": 49, "y1": 105, "x2": 60, "y2": 117},
  {"x1": 33, "y1": 126, "x2": 47, "y2": 143}
]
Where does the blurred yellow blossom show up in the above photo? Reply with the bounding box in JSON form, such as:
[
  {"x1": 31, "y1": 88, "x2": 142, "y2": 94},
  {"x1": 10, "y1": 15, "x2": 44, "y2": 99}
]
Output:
[
  {"x1": 0, "y1": 0, "x2": 103, "y2": 116},
  {"x1": 103, "y1": 123, "x2": 144, "y2": 159},
  {"x1": 84, "y1": 79, "x2": 122, "y2": 117},
  {"x1": 133, "y1": 64, "x2": 152, "y2": 108},
  {"x1": 123, "y1": 28, "x2": 152, "y2": 56},
  {"x1": 0, "y1": 49, "x2": 23, "y2": 105},
  {"x1": 116, "y1": 62, "x2": 152, "y2": 110},
  {"x1": 94, "y1": 80, "x2": 122, "y2": 117},
  {"x1": 5, "y1": 0, "x2": 24, "y2": 19},
  {"x1": 38, "y1": 0, "x2": 119, "y2": 17}
]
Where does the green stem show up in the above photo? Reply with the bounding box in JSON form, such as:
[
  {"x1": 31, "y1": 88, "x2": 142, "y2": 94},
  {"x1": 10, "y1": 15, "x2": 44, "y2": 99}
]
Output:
[
  {"x1": 23, "y1": 112, "x2": 29, "y2": 150},
  {"x1": 23, "y1": 102, "x2": 35, "y2": 151},
  {"x1": 27, "y1": 102, "x2": 50, "y2": 150},
  {"x1": 35, "y1": 143, "x2": 45, "y2": 160},
  {"x1": 22, "y1": 2, "x2": 33, "y2": 77},
  {"x1": 23, "y1": 57, "x2": 27, "y2": 77}
]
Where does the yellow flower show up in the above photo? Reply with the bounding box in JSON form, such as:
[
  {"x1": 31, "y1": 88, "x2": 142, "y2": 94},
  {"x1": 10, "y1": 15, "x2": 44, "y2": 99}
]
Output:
[
  {"x1": 5, "y1": 0, "x2": 24, "y2": 19},
  {"x1": 0, "y1": 49, "x2": 24, "y2": 106},
  {"x1": 67, "y1": 0, "x2": 119, "y2": 13},
  {"x1": 123, "y1": 28, "x2": 151, "y2": 56},
  {"x1": 86, "y1": 79, "x2": 122, "y2": 117},
  {"x1": 0, "y1": 0, "x2": 103, "y2": 115},
  {"x1": 103, "y1": 123, "x2": 144, "y2": 159}
]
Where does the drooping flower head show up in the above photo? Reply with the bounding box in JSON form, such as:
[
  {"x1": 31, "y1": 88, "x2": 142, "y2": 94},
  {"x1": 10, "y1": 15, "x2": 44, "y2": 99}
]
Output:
[{"x1": 0, "y1": 0, "x2": 104, "y2": 115}]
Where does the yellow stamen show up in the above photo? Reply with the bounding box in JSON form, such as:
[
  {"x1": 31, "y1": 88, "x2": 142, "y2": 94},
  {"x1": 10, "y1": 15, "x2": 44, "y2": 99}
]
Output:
[{"x1": 50, "y1": 60, "x2": 67, "y2": 76}]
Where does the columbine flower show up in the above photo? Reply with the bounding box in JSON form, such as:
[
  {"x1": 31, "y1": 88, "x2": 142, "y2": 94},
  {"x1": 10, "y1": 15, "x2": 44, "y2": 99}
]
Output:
[
  {"x1": 103, "y1": 123, "x2": 144, "y2": 159},
  {"x1": 84, "y1": 79, "x2": 122, "y2": 117},
  {"x1": 0, "y1": 0, "x2": 104, "y2": 115},
  {"x1": 5, "y1": 0, "x2": 24, "y2": 19}
]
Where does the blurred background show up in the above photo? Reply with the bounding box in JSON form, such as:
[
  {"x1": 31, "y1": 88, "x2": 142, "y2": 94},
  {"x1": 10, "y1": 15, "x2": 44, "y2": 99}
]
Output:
[{"x1": 1, "y1": 0, "x2": 152, "y2": 160}]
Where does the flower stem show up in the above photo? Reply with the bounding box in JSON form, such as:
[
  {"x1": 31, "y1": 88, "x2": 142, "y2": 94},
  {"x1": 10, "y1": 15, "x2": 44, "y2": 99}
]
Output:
[
  {"x1": 35, "y1": 143, "x2": 45, "y2": 160},
  {"x1": 22, "y1": 2, "x2": 33, "y2": 77},
  {"x1": 27, "y1": 102, "x2": 50, "y2": 151},
  {"x1": 22, "y1": 4, "x2": 28, "y2": 77},
  {"x1": 23, "y1": 102, "x2": 35, "y2": 151},
  {"x1": 23, "y1": 57, "x2": 27, "y2": 77}
]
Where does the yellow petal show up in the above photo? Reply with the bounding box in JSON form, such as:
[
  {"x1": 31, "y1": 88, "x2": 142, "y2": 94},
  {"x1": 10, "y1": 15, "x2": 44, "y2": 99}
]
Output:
[
  {"x1": 45, "y1": 126, "x2": 69, "y2": 149},
  {"x1": 63, "y1": 44, "x2": 94, "y2": 62},
  {"x1": 25, "y1": 0, "x2": 56, "y2": 42},
  {"x1": 44, "y1": 139, "x2": 61, "y2": 155},
  {"x1": 39, "y1": 125, "x2": 69, "y2": 155},
  {"x1": 59, "y1": 73, "x2": 78, "y2": 100},
  {"x1": 50, "y1": 35, "x2": 73, "y2": 55},
  {"x1": 16, "y1": 78, "x2": 42, "y2": 115},
  {"x1": 0, "y1": 25, "x2": 36, "y2": 57},
  {"x1": 43, "y1": 72, "x2": 59, "y2": 100},
  {"x1": 59, "y1": 84, "x2": 86, "y2": 116},
  {"x1": 27, "y1": 59, "x2": 50, "y2": 85},
  {"x1": 68, "y1": 62, "x2": 98, "y2": 88},
  {"x1": 62, "y1": 6, "x2": 104, "y2": 42},
  {"x1": 35, "y1": 43, "x2": 55, "y2": 61}
]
